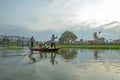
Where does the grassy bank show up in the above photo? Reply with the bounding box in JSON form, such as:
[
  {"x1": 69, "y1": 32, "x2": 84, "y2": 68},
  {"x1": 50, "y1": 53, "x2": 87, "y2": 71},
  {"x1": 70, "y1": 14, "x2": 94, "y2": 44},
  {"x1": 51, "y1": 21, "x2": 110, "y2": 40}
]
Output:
[
  {"x1": 7, "y1": 46, "x2": 23, "y2": 50},
  {"x1": 0, "y1": 46, "x2": 23, "y2": 50},
  {"x1": 59, "y1": 45, "x2": 120, "y2": 49}
]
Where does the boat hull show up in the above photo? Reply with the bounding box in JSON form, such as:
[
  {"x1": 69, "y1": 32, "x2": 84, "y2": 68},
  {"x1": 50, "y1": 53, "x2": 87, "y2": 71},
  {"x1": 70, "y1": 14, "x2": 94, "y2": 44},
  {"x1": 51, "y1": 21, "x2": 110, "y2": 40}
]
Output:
[{"x1": 30, "y1": 48, "x2": 60, "y2": 52}]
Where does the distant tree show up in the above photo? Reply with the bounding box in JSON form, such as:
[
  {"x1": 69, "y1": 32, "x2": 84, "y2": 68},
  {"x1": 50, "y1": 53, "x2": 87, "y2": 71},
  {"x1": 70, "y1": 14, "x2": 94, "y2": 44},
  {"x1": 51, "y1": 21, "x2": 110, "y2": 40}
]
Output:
[
  {"x1": 93, "y1": 32, "x2": 97, "y2": 40},
  {"x1": 59, "y1": 31, "x2": 77, "y2": 44},
  {"x1": 93, "y1": 31, "x2": 102, "y2": 40},
  {"x1": 80, "y1": 39, "x2": 84, "y2": 44},
  {"x1": 98, "y1": 31, "x2": 101, "y2": 38}
]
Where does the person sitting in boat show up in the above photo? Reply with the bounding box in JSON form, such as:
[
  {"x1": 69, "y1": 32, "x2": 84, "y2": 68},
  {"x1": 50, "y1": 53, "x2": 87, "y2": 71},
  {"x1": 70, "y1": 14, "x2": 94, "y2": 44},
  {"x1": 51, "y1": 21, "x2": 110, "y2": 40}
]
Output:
[
  {"x1": 36, "y1": 43, "x2": 42, "y2": 49},
  {"x1": 51, "y1": 34, "x2": 57, "y2": 48},
  {"x1": 42, "y1": 43, "x2": 49, "y2": 49}
]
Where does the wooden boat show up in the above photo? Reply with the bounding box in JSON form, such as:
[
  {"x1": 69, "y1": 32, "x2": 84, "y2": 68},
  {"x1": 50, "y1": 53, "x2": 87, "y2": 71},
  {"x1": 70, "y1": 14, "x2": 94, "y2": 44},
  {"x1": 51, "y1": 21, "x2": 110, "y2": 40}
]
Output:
[{"x1": 30, "y1": 47, "x2": 60, "y2": 52}]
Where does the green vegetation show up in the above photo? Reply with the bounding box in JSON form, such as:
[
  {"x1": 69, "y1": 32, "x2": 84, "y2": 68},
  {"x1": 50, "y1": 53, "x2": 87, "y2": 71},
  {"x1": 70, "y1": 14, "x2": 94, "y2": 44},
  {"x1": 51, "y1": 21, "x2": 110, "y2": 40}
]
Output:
[
  {"x1": 59, "y1": 45, "x2": 120, "y2": 49},
  {"x1": 6, "y1": 46, "x2": 23, "y2": 50},
  {"x1": 0, "y1": 46, "x2": 23, "y2": 50},
  {"x1": 0, "y1": 41, "x2": 28, "y2": 50},
  {"x1": 59, "y1": 31, "x2": 77, "y2": 44}
]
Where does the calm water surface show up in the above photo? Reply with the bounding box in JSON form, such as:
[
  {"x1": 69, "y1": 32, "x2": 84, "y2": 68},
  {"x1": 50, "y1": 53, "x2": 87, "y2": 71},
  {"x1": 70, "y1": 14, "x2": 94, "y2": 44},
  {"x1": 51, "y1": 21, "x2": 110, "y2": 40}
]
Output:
[{"x1": 0, "y1": 48, "x2": 120, "y2": 80}]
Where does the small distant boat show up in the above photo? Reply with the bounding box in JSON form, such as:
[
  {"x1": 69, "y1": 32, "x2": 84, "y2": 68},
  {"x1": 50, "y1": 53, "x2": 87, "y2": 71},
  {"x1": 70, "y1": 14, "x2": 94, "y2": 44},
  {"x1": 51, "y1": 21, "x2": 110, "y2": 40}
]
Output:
[{"x1": 30, "y1": 47, "x2": 60, "y2": 52}]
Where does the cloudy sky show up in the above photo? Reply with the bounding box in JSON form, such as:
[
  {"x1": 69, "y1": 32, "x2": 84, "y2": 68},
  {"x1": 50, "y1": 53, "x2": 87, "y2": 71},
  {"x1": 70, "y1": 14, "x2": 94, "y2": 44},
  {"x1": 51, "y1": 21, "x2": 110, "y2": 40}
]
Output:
[{"x1": 0, "y1": 0, "x2": 120, "y2": 41}]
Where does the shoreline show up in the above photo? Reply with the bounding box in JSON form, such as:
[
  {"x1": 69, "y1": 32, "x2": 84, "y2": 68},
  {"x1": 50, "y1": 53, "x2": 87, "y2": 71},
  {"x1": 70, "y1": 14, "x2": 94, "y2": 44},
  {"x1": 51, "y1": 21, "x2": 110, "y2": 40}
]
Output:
[{"x1": 59, "y1": 45, "x2": 120, "y2": 49}]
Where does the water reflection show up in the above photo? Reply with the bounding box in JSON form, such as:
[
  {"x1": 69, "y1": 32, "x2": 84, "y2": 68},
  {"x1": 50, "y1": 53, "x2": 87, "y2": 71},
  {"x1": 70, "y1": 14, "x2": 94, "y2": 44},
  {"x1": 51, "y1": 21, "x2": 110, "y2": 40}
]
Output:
[
  {"x1": 28, "y1": 48, "x2": 79, "y2": 64},
  {"x1": 39, "y1": 52, "x2": 43, "y2": 59},
  {"x1": 94, "y1": 49, "x2": 100, "y2": 60},
  {"x1": 28, "y1": 50, "x2": 36, "y2": 62},
  {"x1": 1, "y1": 48, "x2": 120, "y2": 80},
  {"x1": 50, "y1": 53, "x2": 58, "y2": 65},
  {"x1": 34, "y1": 49, "x2": 120, "y2": 80},
  {"x1": 28, "y1": 48, "x2": 78, "y2": 64},
  {"x1": 29, "y1": 50, "x2": 59, "y2": 65},
  {"x1": 1, "y1": 49, "x2": 26, "y2": 57},
  {"x1": 60, "y1": 48, "x2": 78, "y2": 61}
]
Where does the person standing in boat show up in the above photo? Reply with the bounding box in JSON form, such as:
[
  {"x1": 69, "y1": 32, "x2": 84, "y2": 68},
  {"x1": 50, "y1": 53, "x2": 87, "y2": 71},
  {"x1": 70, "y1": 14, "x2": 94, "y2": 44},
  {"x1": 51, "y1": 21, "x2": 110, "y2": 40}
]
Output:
[
  {"x1": 30, "y1": 36, "x2": 35, "y2": 48},
  {"x1": 51, "y1": 34, "x2": 57, "y2": 48}
]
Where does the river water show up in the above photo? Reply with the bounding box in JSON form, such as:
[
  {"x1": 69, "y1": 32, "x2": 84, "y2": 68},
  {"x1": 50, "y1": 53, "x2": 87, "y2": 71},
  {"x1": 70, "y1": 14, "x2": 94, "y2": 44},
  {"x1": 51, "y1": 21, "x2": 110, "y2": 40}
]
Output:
[{"x1": 0, "y1": 48, "x2": 120, "y2": 80}]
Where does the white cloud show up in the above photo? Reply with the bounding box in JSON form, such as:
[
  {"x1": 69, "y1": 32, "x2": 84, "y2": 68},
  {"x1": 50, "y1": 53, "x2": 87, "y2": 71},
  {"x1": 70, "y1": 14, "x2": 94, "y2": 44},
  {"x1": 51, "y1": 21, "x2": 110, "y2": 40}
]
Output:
[
  {"x1": 102, "y1": 22, "x2": 120, "y2": 29},
  {"x1": 1, "y1": 0, "x2": 120, "y2": 31},
  {"x1": 78, "y1": 0, "x2": 120, "y2": 21}
]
